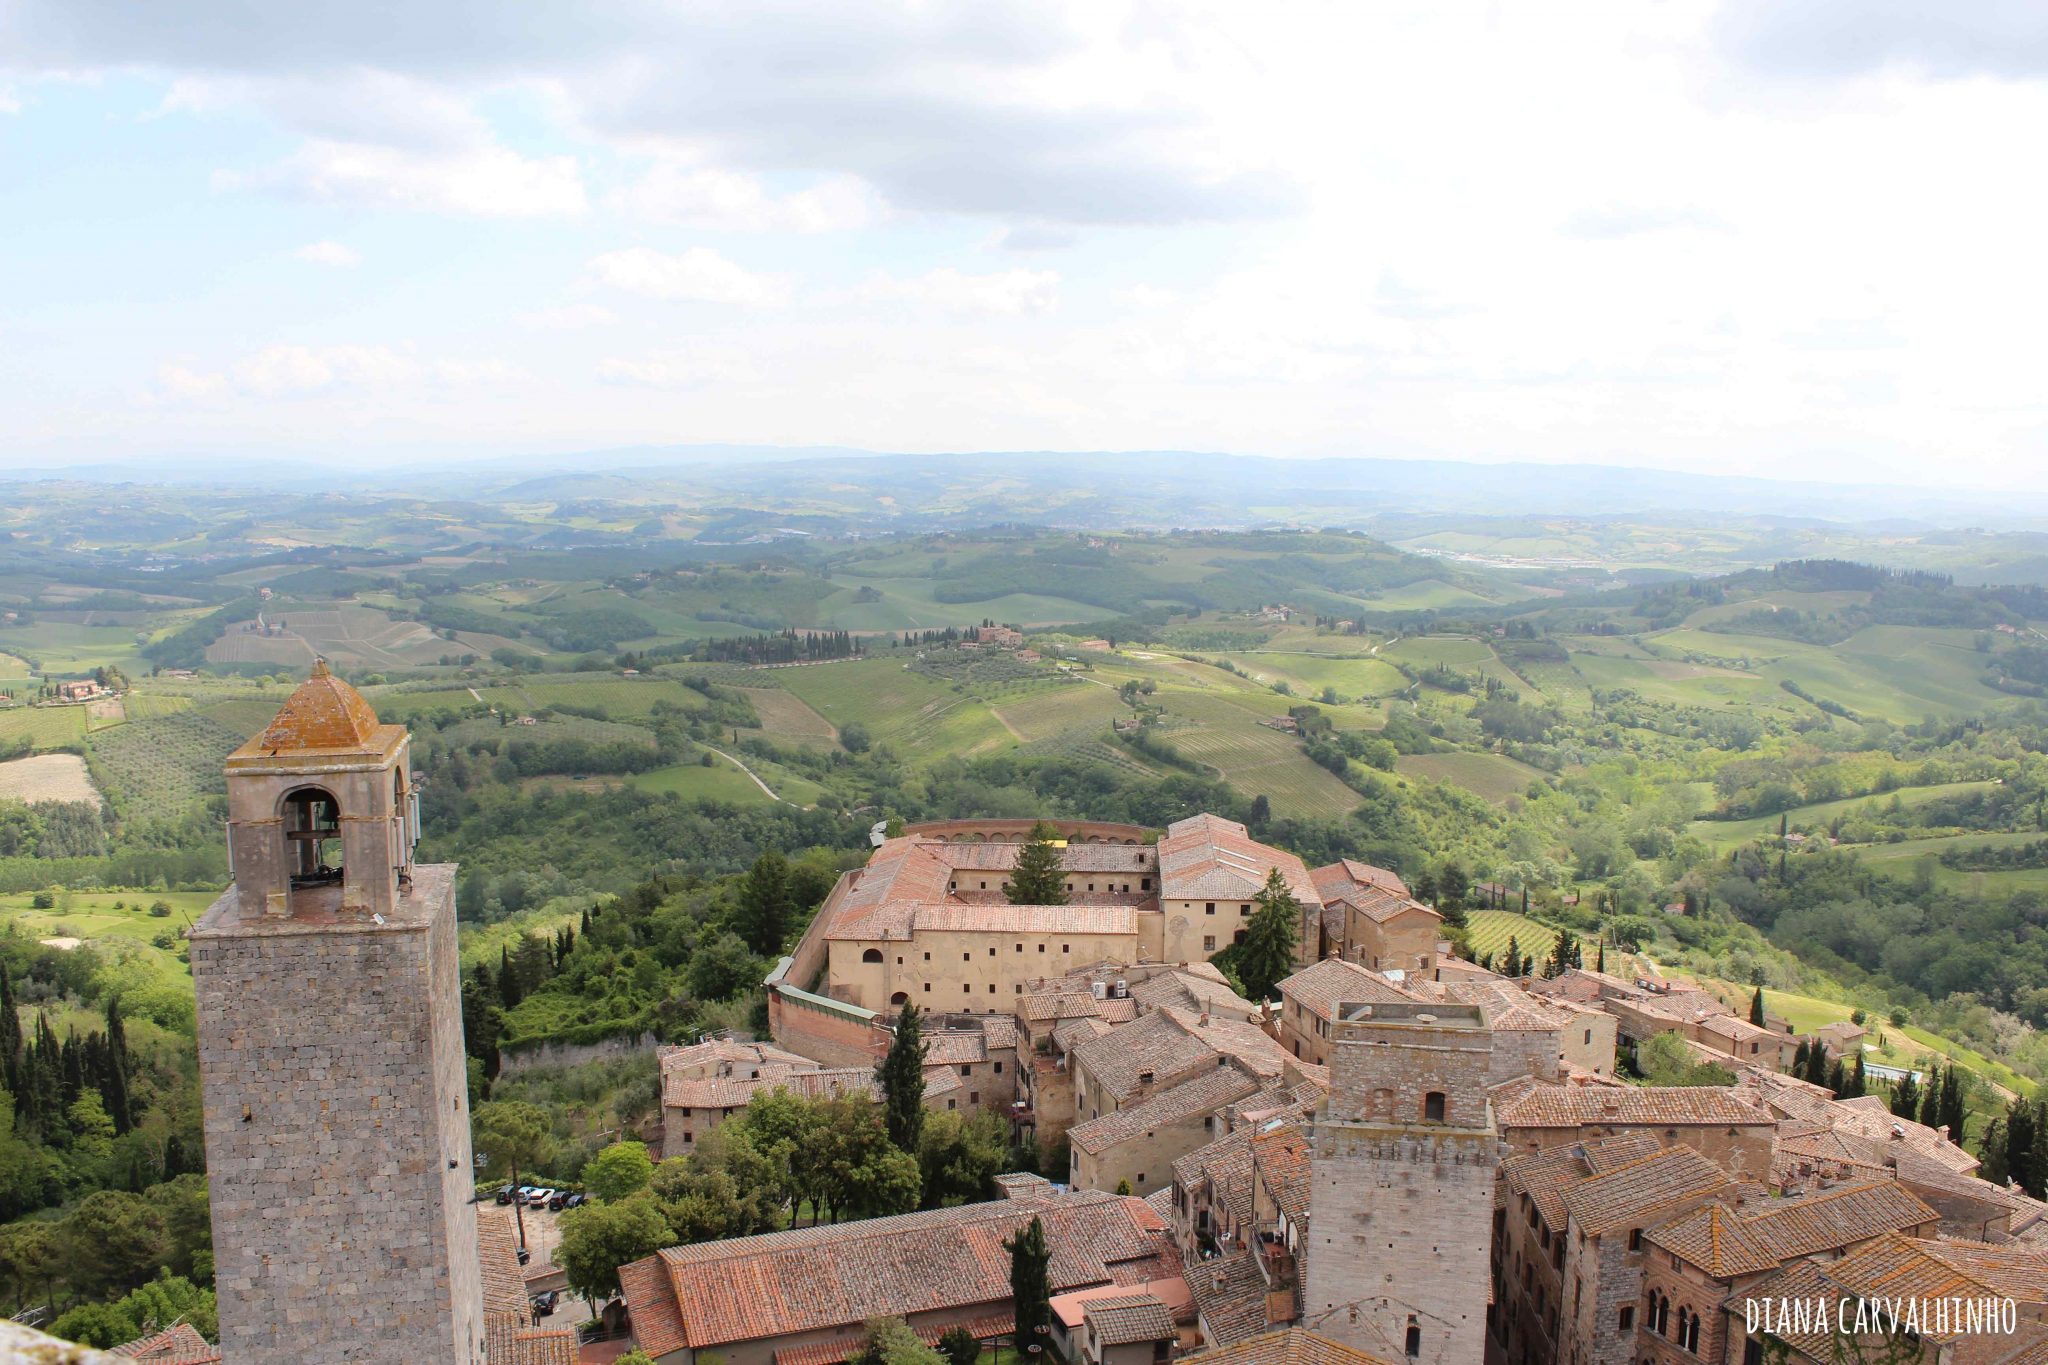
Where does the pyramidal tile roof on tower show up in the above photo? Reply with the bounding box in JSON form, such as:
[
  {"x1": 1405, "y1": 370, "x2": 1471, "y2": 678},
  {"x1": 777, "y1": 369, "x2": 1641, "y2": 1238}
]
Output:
[{"x1": 228, "y1": 660, "x2": 406, "y2": 762}]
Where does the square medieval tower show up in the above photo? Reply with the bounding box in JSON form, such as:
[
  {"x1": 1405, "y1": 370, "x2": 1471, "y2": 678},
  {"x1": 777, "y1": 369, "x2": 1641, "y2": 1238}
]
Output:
[
  {"x1": 1304, "y1": 1000, "x2": 1499, "y2": 1365},
  {"x1": 189, "y1": 663, "x2": 484, "y2": 1365}
]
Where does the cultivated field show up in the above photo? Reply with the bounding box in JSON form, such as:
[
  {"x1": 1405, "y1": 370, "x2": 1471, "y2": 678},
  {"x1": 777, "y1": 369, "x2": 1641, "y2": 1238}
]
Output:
[
  {"x1": 1686, "y1": 780, "x2": 2000, "y2": 850},
  {"x1": 1464, "y1": 909, "x2": 1560, "y2": 964},
  {"x1": 1394, "y1": 752, "x2": 1544, "y2": 804},
  {"x1": 0, "y1": 753, "x2": 101, "y2": 805},
  {"x1": 88, "y1": 710, "x2": 242, "y2": 811},
  {"x1": 0, "y1": 705, "x2": 89, "y2": 751},
  {"x1": 738, "y1": 687, "x2": 839, "y2": 745}
]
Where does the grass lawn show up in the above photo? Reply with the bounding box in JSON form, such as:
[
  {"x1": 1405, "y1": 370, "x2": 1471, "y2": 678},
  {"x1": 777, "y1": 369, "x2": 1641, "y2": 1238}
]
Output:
[{"x1": 1847, "y1": 831, "x2": 2048, "y2": 897}]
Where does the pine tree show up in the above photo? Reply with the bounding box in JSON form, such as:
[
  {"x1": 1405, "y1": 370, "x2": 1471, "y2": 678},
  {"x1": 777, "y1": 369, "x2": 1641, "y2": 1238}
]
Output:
[
  {"x1": 876, "y1": 1001, "x2": 929, "y2": 1154},
  {"x1": 1749, "y1": 987, "x2": 1765, "y2": 1027},
  {"x1": 1236, "y1": 869, "x2": 1302, "y2": 1002},
  {"x1": 1003, "y1": 823, "x2": 1069, "y2": 906},
  {"x1": 1006, "y1": 1214, "x2": 1052, "y2": 1358},
  {"x1": 737, "y1": 850, "x2": 795, "y2": 956}
]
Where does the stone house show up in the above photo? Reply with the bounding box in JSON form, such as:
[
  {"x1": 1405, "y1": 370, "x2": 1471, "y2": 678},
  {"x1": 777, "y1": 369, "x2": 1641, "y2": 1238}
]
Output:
[
  {"x1": 1493, "y1": 1084, "x2": 1778, "y2": 1181},
  {"x1": 1634, "y1": 1181, "x2": 1938, "y2": 1365},
  {"x1": 1273, "y1": 958, "x2": 1415, "y2": 1066},
  {"x1": 1309, "y1": 860, "x2": 1441, "y2": 976}
]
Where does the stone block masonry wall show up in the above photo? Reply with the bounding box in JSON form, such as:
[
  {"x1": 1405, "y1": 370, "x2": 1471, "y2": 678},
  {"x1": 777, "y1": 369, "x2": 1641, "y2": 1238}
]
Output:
[
  {"x1": 191, "y1": 865, "x2": 483, "y2": 1365},
  {"x1": 1306, "y1": 1124, "x2": 1498, "y2": 1365}
]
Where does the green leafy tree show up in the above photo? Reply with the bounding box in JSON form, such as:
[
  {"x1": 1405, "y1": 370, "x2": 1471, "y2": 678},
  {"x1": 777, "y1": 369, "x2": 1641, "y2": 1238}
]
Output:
[
  {"x1": 558, "y1": 1194, "x2": 673, "y2": 1316},
  {"x1": 688, "y1": 932, "x2": 764, "y2": 1001},
  {"x1": 1236, "y1": 868, "x2": 1301, "y2": 1002},
  {"x1": 854, "y1": 1316, "x2": 945, "y2": 1365},
  {"x1": 1006, "y1": 1215, "x2": 1052, "y2": 1360},
  {"x1": 473, "y1": 1100, "x2": 550, "y2": 1249},
  {"x1": 877, "y1": 1002, "x2": 929, "y2": 1155},
  {"x1": 583, "y1": 1140, "x2": 655, "y2": 1203},
  {"x1": 815, "y1": 1095, "x2": 920, "y2": 1223},
  {"x1": 649, "y1": 1151, "x2": 775, "y2": 1244},
  {"x1": 938, "y1": 1324, "x2": 982, "y2": 1365},
  {"x1": 62, "y1": 1190, "x2": 169, "y2": 1300},
  {"x1": 1003, "y1": 823, "x2": 1069, "y2": 906},
  {"x1": 736, "y1": 851, "x2": 795, "y2": 956},
  {"x1": 916, "y1": 1109, "x2": 1009, "y2": 1209}
]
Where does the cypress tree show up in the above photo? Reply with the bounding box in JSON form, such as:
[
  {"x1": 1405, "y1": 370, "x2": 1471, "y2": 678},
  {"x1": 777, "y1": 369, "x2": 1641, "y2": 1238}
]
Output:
[
  {"x1": 876, "y1": 1001, "x2": 929, "y2": 1155},
  {"x1": 498, "y1": 946, "x2": 521, "y2": 1010},
  {"x1": 1006, "y1": 1214, "x2": 1052, "y2": 1358},
  {"x1": 1003, "y1": 823, "x2": 1069, "y2": 906},
  {"x1": 101, "y1": 996, "x2": 132, "y2": 1134},
  {"x1": 1940, "y1": 1066, "x2": 1967, "y2": 1145},
  {"x1": 1844, "y1": 1052, "x2": 1865, "y2": 1100},
  {"x1": 737, "y1": 850, "x2": 794, "y2": 956},
  {"x1": 0, "y1": 967, "x2": 19, "y2": 1097},
  {"x1": 1919, "y1": 1064, "x2": 1943, "y2": 1129},
  {"x1": 2008, "y1": 1100, "x2": 2038, "y2": 1197},
  {"x1": 1825, "y1": 1058, "x2": 1846, "y2": 1097},
  {"x1": 1748, "y1": 987, "x2": 1765, "y2": 1028},
  {"x1": 1792, "y1": 1039, "x2": 1811, "y2": 1078},
  {"x1": 1889, "y1": 1070, "x2": 1920, "y2": 1120}
]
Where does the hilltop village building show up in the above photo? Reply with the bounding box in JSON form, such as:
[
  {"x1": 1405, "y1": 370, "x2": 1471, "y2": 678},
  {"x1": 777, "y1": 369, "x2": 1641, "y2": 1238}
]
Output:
[{"x1": 128, "y1": 667, "x2": 2048, "y2": 1365}]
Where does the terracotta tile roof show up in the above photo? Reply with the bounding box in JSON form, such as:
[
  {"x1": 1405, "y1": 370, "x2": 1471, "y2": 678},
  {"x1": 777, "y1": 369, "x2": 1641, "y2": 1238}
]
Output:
[
  {"x1": 1646, "y1": 1203, "x2": 1779, "y2": 1277},
  {"x1": 1070, "y1": 1066, "x2": 1262, "y2": 1155},
  {"x1": 1022, "y1": 990, "x2": 1107, "y2": 1023},
  {"x1": 1158, "y1": 814, "x2": 1319, "y2": 905},
  {"x1": 1184, "y1": 1327, "x2": 1398, "y2": 1365},
  {"x1": 1157, "y1": 1008, "x2": 1291, "y2": 1081},
  {"x1": 1131, "y1": 969, "x2": 1261, "y2": 1019},
  {"x1": 1146, "y1": 1185, "x2": 1178, "y2": 1219},
  {"x1": 1559, "y1": 1144, "x2": 1732, "y2": 1236},
  {"x1": 1187, "y1": 1249, "x2": 1268, "y2": 1345},
  {"x1": 1579, "y1": 1131, "x2": 1664, "y2": 1173},
  {"x1": 1496, "y1": 1084, "x2": 1771, "y2": 1130},
  {"x1": 1500, "y1": 1144, "x2": 1593, "y2": 1229},
  {"x1": 1740, "y1": 1180, "x2": 1937, "y2": 1261},
  {"x1": 622, "y1": 1190, "x2": 1173, "y2": 1350},
  {"x1": 1071, "y1": 1013, "x2": 1219, "y2": 1102},
  {"x1": 924, "y1": 1032, "x2": 990, "y2": 1066},
  {"x1": 1173, "y1": 1122, "x2": 1262, "y2": 1229},
  {"x1": 1744, "y1": 1232, "x2": 2048, "y2": 1352},
  {"x1": 979, "y1": 1015, "x2": 1021, "y2": 1051},
  {"x1": 477, "y1": 1205, "x2": 532, "y2": 1318},
  {"x1": 1055, "y1": 1016, "x2": 1115, "y2": 1051},
  {"x1": 1084, "y1": 1294, "x2": 1178, "y2": 1345},
  {"x1": 485, "y1": 1317, "x2": 578, "y2": 1365},
  {"x1": 659, "y1": 1037, "x2": 814, "y2": 1082},
  {"x1": 771, "y1": 1313, "x2": 1017, "y2": 1365},
  {"x1": 1278, "y1": 958, "x2": 1415, "y2": 1022},
  {"x1": 1252, "y1": 1122, "x2": 1311, "y2": 1224},
  {"x1": 1311, "y1": 860, "x2": 1410, "y2": 900},
  {"x1": 111, "y1": 1325, "x2": 220, "y2": 1361},
  {"x1": 236, "y1": 660, "x2": 389, "y2": 755}
]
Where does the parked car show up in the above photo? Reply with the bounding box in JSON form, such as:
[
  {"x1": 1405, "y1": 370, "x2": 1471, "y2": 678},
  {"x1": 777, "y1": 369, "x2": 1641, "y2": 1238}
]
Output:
[
  {"x1": 530, "y1": 1291, "x2": 558, "y2": 1318},
  {"x1": 548, "y1": 1190, "x2": 572, "y2": 1211},
  {"x1": 494, "y1": 1185, "x2": 516, "y2": 1205},
  {"x1": 516, "y1": 1246, "x2": 531, "y2": 1266},
  {"x1": 562, "y1": 1193, "x2": 587, "y2": 1210},
  {"x1": 526, "y1": 1188, "x2": 555, "y2": 1207}
]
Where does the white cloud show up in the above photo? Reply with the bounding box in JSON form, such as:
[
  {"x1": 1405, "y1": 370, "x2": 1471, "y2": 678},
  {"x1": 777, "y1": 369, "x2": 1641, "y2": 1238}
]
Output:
[
  {"x1": 0, "y1": 86, "x2": 21, "y2": 115},
  {"x1": 519, "y1": 303, "x2": 617, "y2": 330},
  {"x1": 587, "y1": 246, "x2": 791, "y2": 307},
  {"x1": 221, "y1": 140, "x2": 585, "y2": 218},
  {"x1": 612, "y1": 165, "x2": 875, "y2": 233},
  {"x1": 293, "y1": 240, "x2": 360, "y2": 268},
  {"x1": 863, "y1": 267, "x2": 1058, "y2": 317},
  {"x1": 597, "y1": 351, "x2": 759, "y2": 389},
  {"x1": 1115, "y1": 285, "x2": 1179, "y2": 310},
  {"x1": 156, "y1": 345, "x2": 512, "y2": 400}
]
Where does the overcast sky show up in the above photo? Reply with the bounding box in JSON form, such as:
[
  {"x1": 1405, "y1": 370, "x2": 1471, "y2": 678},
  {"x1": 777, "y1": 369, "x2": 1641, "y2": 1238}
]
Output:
[{"x1": 3, "y1": 0, "x2": 2046, "y2": 487}]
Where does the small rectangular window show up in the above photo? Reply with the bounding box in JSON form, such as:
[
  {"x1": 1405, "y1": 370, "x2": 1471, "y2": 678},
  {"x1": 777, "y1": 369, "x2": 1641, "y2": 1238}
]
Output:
[
  {"x1": 963, "y1": 952, "x2": 971, "y2": 962},
  {"x1": 1062, "y1": 944, "x2": 1069, "y2": 953},
  {"x1": 1141, "y1": 878, "x2": 1151, "y2": 890},
  {"x1": 923, "y1": 983, "x2": 932, "y2": 992},
  {"x1": 1204, "y1": 936, "x2": 1216, "y2": 951},
  {"x1": 970, "y1": 1092, "x2": 979, "y2": 1104},
  {"x1": 994, "y1": 1062, "x2": 1004, "y2": 1073},
  {"x1": 1015, "y1": 943, "x2": 1023, "y2": 952},
  {"x1": 960, "y1": 1065, "x2": 971, "y2": 1076},
  {"x1": 923, "y1": 952, "x2": 932, "y2": 961},
  {"x1": 1617, "y1": 1307, "x2": 1633, "y2": 1331},
  {"x1": 1038, "y1": 944, "x2": 1046, "y2": 953},
  {"x1": 1206, "y1": 902, "x2": 1216, "y2": 914},
  {"x1": 683, "y1": 1132, "x2": 692, "y2": 1143}
]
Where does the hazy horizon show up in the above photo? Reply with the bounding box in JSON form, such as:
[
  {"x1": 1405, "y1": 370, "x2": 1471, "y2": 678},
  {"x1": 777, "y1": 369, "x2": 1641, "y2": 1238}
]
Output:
[{"x1": 6, "y1": 1, "x2": 2048, "y2": 490}]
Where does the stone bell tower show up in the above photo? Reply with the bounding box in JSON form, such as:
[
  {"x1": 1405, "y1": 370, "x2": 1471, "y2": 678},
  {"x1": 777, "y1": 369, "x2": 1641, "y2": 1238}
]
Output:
[
  {"x1": 1304, "y1": 1000, "x2": 1499, "y2": 1365},
  {"x1": 190, "y1": 662, "x2": 484, "y2": 1364}
]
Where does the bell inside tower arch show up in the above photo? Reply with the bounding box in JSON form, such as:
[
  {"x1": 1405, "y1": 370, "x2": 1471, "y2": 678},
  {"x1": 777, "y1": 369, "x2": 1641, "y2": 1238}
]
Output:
[{"x1": 283, "y1": 786, "x2": 344, "y2": 886}]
